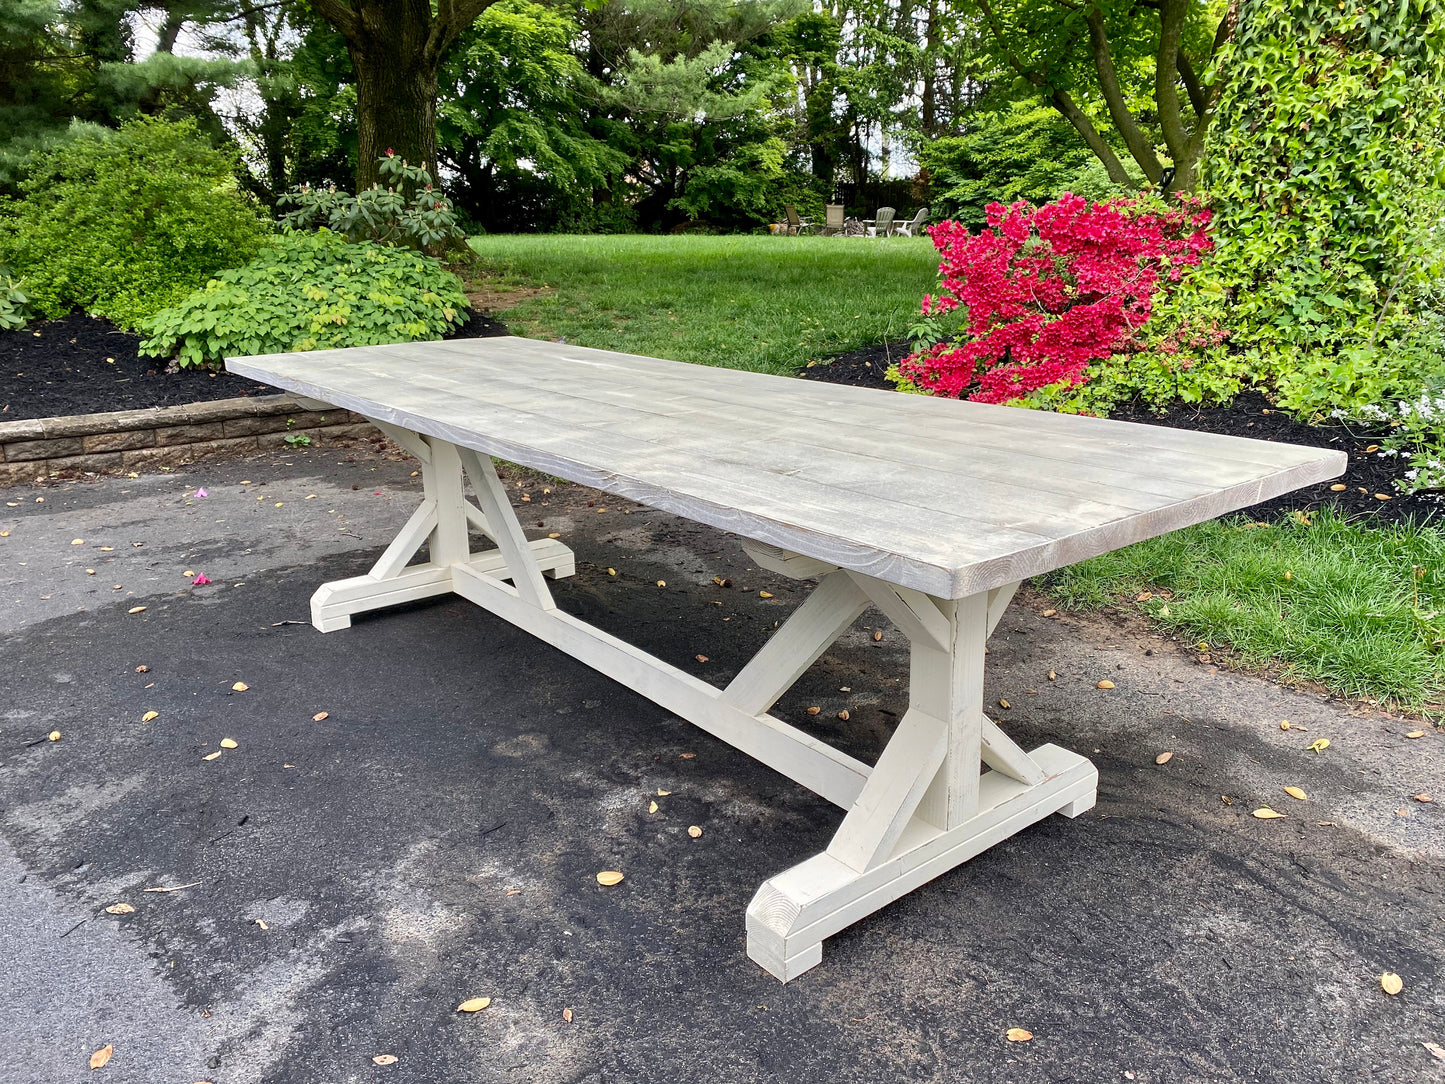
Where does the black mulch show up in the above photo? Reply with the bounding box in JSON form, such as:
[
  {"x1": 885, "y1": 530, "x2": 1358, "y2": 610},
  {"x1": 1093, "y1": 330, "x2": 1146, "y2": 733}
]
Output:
[
  {"x1": 0, "y1": 309, "x2": 509, "y2": 422},
  {"x1": 800, "y1": 340, "x2": 1443, "y2": 527}
]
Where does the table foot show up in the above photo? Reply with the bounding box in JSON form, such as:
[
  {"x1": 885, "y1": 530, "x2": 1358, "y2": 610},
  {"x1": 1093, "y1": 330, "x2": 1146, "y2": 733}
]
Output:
[{"x1": 745, "y1": 744, "x2": 1097, "y2": 982}]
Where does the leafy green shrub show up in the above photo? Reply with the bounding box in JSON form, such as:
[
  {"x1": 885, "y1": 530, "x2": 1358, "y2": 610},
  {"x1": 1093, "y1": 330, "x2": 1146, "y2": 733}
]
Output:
[
  {"x1": 0, "y1": 264, "x2": 29, "y2": 330},
  {"x1": 0, "y1": 117, "x2": 270, "y2": 328},
  {"x1": 277, "y1": 153, "x2": 464, "y2": 252},
  {"x1": 138, "y1": 230, "x2": 470, "y2": 368}
]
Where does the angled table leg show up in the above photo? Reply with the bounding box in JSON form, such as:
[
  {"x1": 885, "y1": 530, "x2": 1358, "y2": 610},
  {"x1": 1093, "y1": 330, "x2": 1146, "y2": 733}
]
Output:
[{"x1": 312, "y1": 427, "x2": 1096, "y2": 984}]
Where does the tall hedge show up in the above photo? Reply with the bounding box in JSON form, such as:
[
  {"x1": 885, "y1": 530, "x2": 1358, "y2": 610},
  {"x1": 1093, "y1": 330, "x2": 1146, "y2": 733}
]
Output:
[{"x1": 1201, "y1": 0, "x2": 1445, "y2": 415}]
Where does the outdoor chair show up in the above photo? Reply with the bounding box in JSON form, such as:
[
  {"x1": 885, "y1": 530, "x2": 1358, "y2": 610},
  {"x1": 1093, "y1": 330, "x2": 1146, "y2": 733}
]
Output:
[
  {"x1": 784, "y1": 204, "x2": 814, "y2": 235},
  {"x1": 868, "y1": 207, "x2": 896, "y2": 237},
  {"x1": 895, "y1": 207, "x2": 930, "y2": 237},
  {"x1": 819, "y1": 204, "x2": 846, "y2": 236}
]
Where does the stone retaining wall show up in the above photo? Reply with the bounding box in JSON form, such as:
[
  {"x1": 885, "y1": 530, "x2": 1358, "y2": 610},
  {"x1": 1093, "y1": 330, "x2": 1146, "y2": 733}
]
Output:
[{"x1": 0, "y1": 395, "x2": 379, "y2": 486}]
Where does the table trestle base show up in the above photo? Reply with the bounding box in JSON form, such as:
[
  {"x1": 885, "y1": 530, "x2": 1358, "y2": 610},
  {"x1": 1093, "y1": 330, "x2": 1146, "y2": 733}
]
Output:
[{"x1": 310, "y1": 429, "x2": 1098, "y2": 982}]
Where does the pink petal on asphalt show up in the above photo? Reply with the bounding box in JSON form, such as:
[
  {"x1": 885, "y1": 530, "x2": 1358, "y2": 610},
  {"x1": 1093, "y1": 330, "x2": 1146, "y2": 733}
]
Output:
[
  {"x1": 196, "y1": 488, "x2": 209, "y2": 498},
  {"x1": 192, "y1": 573, "x2": 212, "y2": 585}
]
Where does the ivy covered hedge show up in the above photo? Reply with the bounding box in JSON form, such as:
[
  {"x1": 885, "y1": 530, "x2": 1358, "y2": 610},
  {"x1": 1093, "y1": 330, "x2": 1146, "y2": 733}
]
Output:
[{"x1": 139, "y1": 230, "x2": 470, "y2": 368}]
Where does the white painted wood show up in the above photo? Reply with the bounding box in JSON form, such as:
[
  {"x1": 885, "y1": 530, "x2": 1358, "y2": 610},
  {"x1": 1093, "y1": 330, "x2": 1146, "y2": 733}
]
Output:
[
  {"x1": 979, "y1": 714, "x2": 1047, "y2": 786},
  {"x1": 449, "y1": 562, "x2": 871, "y2": 809},
  {"x1": 747, "y1": 744, "x2": 1097, "y2": 981},
  {"x1": 372, "y1": 420, "x2": 433, "y2": 465},
  {"x1": 739, "y1": 539, "x2": 840, "y2": 581},
  {"x1": 825, "y1": 708, "x2": 947, "y2": 873},
  {"x1": 368, "y1": 500, "x2": 439, "y2": 580},
  {"x1": 846, "y1": 573, "x2": 951, "y2": 652},
  {"x1": 228, "y1": 336, "x2": 1346, "y2": 599},
  {"x1": 457, "y1": 446, "x2": 556, "y2": 610},
  {"x1": 913, "y1": 592, "x2": 988, "y2": 830},
  {"x1": 720, "y1": 572, "x2": 870, "y2": 716},
  {"x1": 985, "y1": 581, "x2": 1020, "y2": 637}
]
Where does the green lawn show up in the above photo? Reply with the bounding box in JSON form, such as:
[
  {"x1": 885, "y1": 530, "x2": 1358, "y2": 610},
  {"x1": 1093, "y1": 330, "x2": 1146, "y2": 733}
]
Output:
[
  {"x1": 1044, "y1": 510, "x2": 1445, "y2": 710},
  {"x1": 465, "y1": 233, "x2": 937, "y2": 375}
]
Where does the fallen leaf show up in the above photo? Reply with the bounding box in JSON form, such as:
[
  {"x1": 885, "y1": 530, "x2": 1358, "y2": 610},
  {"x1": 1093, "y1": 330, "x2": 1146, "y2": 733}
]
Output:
[
  {"x1": 312, "y1": 711, "x2": 329, "y2": 721},
  {"x1": 1414, "y1": 793, "x2": 1433, "y2": 803},
  {"x1": 135, "y1": 665, "x2": 149, "y2": 673},
  {"x1": 128, "y1": 606, "x2": 146, "y2": 614},
  {"x1": 1406, "y1": 730, "x2": 1425, "y2": 739},
  {"x1": 998, "y1": 699, "x2": 1011, "y2": 710},
  {"x1": 1047, "y1": 670, "x2": 1056, "y2": 681},
  {"x1": 1309, "y1": 738, "x2": 1330, "y2": 753},
  {"x1": 1381, "y1": 972, "x2": 1403, "y2": 996},
  {"x1": 71, "y1": 538, "x2": 85, "y2": 546},
  {"x1": 1096, "y1": 680, "x2": 1115, "y2": 690},
  {"x1": 1042, "y1": 609, "x2": 1057, "y2": 617},
  {"x1": 1252, "y1": 807, "x2": 1286, "y2": 819},
  {"x1": 231, "y1": 682, "x2": 249, "y2": 692},
  {"x1": 1135, "y1": 591, "x2": 1152, "y2": 602},
  {"x1": 607, "y1": 568, "x2": 616, "y2": 576},
  {"x1": 255, "y1": 918, "x2": 269, "y2": 930},
  {"x1": 1155, "y1": 751, "x2": 1173, "y2": 765},
  {"x1": 596, "y1": 871, "x2": 624, "y2": 886},
  {"x1": 1365, "y1": 444, "x2": 1380, "y2": 454},
  {"x1": 548, "y1": 532, "x2": 561, "y2": 539},
  {"x1": 1006, "y1": 1028, "x2": 1033, "y2": 1043},
  {"x1": 1330, "y1": 484, "x2": 1347, "y2": 492},
  {"x1": 47, "y1": 730, "x2": 62, "y2": 742},
  {"x1": 86, "y1": 568, "x2": 95, "y2": 575},
  {"x1": 679, "y1": 752, "x2": 696, "y2": 759},
  {"x1": 184, "y1": 570, "x2": 194, "y2": 578},
  {"x1": 1397, "y1": 808, "x2": 1413, "y2": 817},
  {"x1": 202, "y1": 751, "x2": 222, "y2": 761},
  {"x1": 219, "y1": 738, "x2": 238, "y2": 750},
  {"x1": 688, "y1": 825, "x2": 703, "y2": 838},
  {"x1": 90, "y1": 1044, "x2": 113, "y2": 1069},
  {"x1": 695, "y1": 654, "x2": 709, "y2": 663},
  {"x1": 372, "y1": 1054, "x2": 398, "y2": 1065},
  {"x1": 1280, "y1": 721, "x2": 1291, "y2": 730},
  {"x1": 1220, "y1": 795, "x2": 1234, "y2": 805},
  {"x1": 806, "y1": 706, "x2": 821, "y2": 715},
  {"x1": 506, "y1": 888, "x2": 521, "y2": 895},
  {"x1": 712, "y1": 576, "x2": 732, "y2": 587},
  {"x1": 759, "y1": 590, "x2": 774, "y2": 599},
  {"x1": 648, "y1": 800, "x2": 658, "y2": 814},
  {"x1": 457, "y1": 997, "x2": 492, "y2": 1012},
  {"x1": 1422, "y1": 1041, "x2": 1445, "y2": 1063},
  {"x1": 563, "y1": 1007, "x2": 574, "y2": 1023},
  {"x1": 656, "y1": 580, "x2": 666, "y2": 588},
  {"x1": 1283, "y1": 786, "x2": 1308, "y2": 801},
  {"x1": 657, "y1": 788, "x2": 671, "y2": 796},
  {"x1": 837, "y1": 709, "x2": 850, "y2": 721},
  {"x1": 142, "y1": 711, "x2": 158, "y2": 723},
  {"x1": 105, "y1": 903, "x2": 135, "y2": 915},
  {"x1": 1375, "y1": 493, "x2": 1392, "y2": 501}
]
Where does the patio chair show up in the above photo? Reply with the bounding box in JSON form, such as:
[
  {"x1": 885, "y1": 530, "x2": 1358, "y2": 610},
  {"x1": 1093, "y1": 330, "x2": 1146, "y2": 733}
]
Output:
[
  {"x1": 895, "y1": 207, "x2": 930, "y2": 237},
  {"x1": 868, "y1": 206, "x2": 896, "y2": 237},
  {"x1": 784, "y1": 204, "x2": 814, "y2": 235},
  {"x1": 818, "y1": 204, "x2": 846, "y2": 236}
]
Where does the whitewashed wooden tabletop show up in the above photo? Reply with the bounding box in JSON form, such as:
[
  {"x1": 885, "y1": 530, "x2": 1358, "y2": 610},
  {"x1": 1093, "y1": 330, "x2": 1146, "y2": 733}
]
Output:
[{"x1": 228, "y1": 337, "x2": 1346, "y2": 598}]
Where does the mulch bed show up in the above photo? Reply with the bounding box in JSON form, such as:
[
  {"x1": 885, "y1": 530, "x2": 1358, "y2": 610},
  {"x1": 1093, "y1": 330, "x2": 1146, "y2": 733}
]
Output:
[
  {"x1": 0, "y1": 309, "x2": 509, "y2": 422},
  {"x1": 800, "y1": 340, "x2": 1443, "y2": 527}
]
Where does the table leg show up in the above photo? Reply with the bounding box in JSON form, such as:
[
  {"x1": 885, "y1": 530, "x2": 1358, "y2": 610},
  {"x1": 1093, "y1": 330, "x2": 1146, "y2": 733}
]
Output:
[{"x1": 311, "y1": 430, "x2": 1097, "y2": 983}]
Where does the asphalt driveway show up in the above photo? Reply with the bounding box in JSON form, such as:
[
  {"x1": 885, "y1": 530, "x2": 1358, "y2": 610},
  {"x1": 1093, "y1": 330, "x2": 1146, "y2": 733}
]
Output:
[{"x1": 2, "y1": 447, "x2": 1442, "y2": 1084}]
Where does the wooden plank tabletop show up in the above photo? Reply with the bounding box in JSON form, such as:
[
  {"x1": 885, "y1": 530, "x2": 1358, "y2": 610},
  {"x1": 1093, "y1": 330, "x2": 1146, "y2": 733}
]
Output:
[{"x1": 227, "y1": 337, "x2": 1345, "y2": 598}]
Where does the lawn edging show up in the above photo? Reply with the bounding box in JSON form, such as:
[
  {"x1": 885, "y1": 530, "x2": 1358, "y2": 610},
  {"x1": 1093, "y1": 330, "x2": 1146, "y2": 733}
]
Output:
[{"x1": 0, "y1": 395, "x2": 377, "y2": 485}]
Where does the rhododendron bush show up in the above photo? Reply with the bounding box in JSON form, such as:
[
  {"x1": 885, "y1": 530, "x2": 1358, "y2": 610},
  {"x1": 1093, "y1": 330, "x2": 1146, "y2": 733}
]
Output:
[{"x1": 895, "y1": 193, "x2": 1216, "y2": 404}]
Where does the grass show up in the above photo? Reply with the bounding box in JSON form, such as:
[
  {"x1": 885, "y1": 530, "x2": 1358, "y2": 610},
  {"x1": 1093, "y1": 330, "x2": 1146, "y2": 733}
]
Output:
[
  {"x1": 464, "y1": 233, "x2": 938, "y2": 375},
  {"x1": 1043, "y1": 508, "x2": 1445, "y2": 710}
]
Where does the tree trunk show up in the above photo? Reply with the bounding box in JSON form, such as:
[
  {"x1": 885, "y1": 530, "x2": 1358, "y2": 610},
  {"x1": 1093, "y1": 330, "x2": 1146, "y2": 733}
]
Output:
[{"x1": 350, "y1": 40, "x2": 438, "y2": 189}]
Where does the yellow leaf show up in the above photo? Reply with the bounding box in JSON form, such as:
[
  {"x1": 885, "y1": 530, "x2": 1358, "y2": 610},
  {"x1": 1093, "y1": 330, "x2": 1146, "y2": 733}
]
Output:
[
  {"x1": 1042, "y1": 609, "x2": 1058, "y2": 617},
  {"x1": 71, "y1": 538, "x2": 85, "y2": 546},
  {"x1": 1047, "y1": 670, "x2": 1056, "y2": 681},
  {"x1": 1283, "y1": 786, "x2": 1308, "y2": 801},
  {"x1": 1280, "y1": 721, "x2": 1291, "y2": 730},
  {"x1": 90, "y1": 1044, "x2": 113, "y2": 1069},
  {"x1": 596, "y1": 870, "x2": 624, "y2": 886},
  {"x1": 648, "y1": 801, "x2": 658, "y2": 814},
  {"x1": 1309, "y1": 738, "x2": 1330, "y2": 753},
  {"x1": 1406, "y1": 730, "x2": 1425, "y2": 739},
  {"x1": 548, "y1": 532, "x2": 561, "y2": 539},
  {"x1": 562, "y1": 1007, "x2": 574, "y2": 1023},
  {"x1": 656, "y1": 580, "x2": 666, "y2": 588},
  {"x1": 255, "y1": 919, "x2": 269, "y2": 930},
  {"x1": 372, "y1": 1054, "x2": 398, "y2": 1065},
  {"x1": 142, "y1": 711, "x2": 158, "y2": 723},
  {"x1": 1252, "y1": 807, "x2": 1286, "y2": 819},
  {"x1": 128, "y1": 606, "x2": 146, "y2": 614},
  {"x1": 202, "y1": 750, "x2": 222, "y2": 761},
  {"x1": 184, "y1": 570, "x2": 194, "y2": 578},
  {"x1": 1381, "y1": 972, "x2": 1403, "y2": 996},
  {"x1": 312, "y1": 711, "x2": 329, "y2": 721},
  {"x1": 1155, "y1": 751, "x2": 1173, "y2": 765},
  {"x1": 688, "y1": 825, "x2": 702, "y2": 838},
  {"x1": 1330, "y1": 484, "x2": 1347, "y2": 492},
  {"x1": 231, "y1": 682, "x2": 248, "y2": 692},
  {"x1": 457, "y1": 997, "x2": 492, "y2": 1012},
  {"x1": 219, "y1": 737, "x2": 239, "y2": 750},
  {"x1": 607, "y1": 568, "x2": 616, "y2": 576},
  {"x1": 105, "y1": 903, "x2": 135, "y2": 915},
  {"x1": 1096, "y1": 680, "x2": 1115, "y2": 689},
  {"x1": 759, "y1": 590, "x2": 773, "y2": 599},
  {"x1": 1006, "y1": 1028, "x2": 1033, "y2": 1043},
  {"x1": 47, "y1": 730, "x2": 62, "y2": 742},
  {"x1": 998, "y1": 699, "x2": 1011, "y2": 709},
  {"x1": 656, "y1": 788, "x2": 671, "y2": 796}
]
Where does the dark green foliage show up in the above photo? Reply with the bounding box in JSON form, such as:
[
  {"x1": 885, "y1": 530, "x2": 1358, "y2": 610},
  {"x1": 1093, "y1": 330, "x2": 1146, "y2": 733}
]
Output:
[
  {"x1": 278, "y1": 154, "x2": 464, "y2": 252},
  {"x1": 0, "y1": 265, "x2": 29, "y2": 330},
  {"x1": 138, "y1": 231, "x2": 470, "y2": 368},
  {"x1": 0, "y1": 117, "x2": 270, "y2": 328}
]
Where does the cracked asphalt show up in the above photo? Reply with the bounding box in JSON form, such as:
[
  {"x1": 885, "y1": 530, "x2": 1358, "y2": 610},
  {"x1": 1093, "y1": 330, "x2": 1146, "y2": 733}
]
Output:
[{"x1": 2, "y1": 445, "x2": 1443, "y2": 1084}]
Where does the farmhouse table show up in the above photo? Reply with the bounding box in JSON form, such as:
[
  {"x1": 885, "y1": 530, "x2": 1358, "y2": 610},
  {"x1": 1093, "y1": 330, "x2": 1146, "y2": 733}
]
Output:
[{"x1": 228, "y1": 337, "x2": 1345, "y2": 982}]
